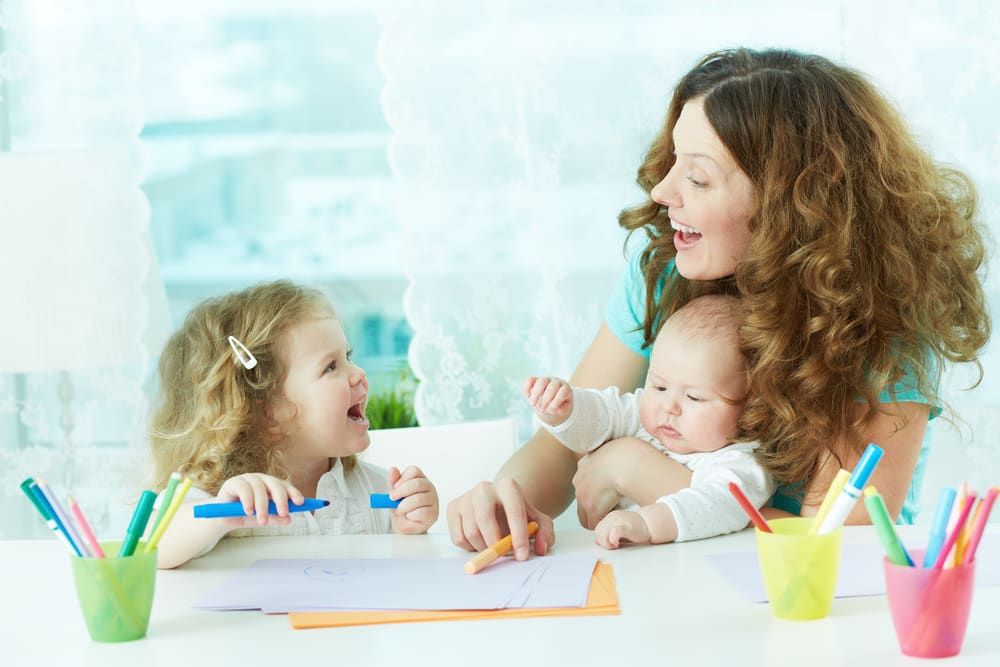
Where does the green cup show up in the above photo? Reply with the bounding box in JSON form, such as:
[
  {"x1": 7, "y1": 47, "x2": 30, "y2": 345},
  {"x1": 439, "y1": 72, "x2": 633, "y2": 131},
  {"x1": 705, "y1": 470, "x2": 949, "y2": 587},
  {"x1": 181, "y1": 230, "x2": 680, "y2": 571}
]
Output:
[
  {"x1": 70, "y1": 540, "x2": 157, "y2": 642},
  {"x1": 755, "y1": 517, "x2": 842, "y2": 620}
]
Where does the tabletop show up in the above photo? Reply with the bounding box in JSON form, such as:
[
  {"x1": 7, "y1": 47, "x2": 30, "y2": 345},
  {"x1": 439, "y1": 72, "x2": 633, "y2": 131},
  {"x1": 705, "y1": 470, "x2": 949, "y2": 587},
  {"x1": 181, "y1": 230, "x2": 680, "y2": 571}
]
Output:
[{"x1": 2, "y1": 525, "x2": 997, "y2": 666}]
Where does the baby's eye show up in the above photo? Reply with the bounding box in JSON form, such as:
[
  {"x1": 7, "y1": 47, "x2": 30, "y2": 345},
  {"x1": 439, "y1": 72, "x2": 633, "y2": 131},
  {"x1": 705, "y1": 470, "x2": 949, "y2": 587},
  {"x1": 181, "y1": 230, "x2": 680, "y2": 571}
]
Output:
[
  {"x1": 325, "y1": 361, "x2": 338, "y2": 373},
  {"x1": 686, "y1": 394, "x2": 704, "y2": 402},
  {"x1": 654, "y1": 385, "x2": 667, "y2": 392}
]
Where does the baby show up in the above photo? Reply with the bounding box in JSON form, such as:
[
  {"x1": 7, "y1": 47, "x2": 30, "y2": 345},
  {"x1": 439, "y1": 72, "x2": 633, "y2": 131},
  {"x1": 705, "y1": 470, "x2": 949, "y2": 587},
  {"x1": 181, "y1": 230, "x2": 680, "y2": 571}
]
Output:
[{"x1": 525, "y1": 294, "x2": 774, "y2": 547}]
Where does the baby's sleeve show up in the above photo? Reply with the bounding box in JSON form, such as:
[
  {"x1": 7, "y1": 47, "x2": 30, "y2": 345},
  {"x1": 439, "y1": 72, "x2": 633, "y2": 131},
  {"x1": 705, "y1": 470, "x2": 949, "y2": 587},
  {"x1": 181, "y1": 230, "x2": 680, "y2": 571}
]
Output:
[
  {"x1": 657, "y1": 443, "x2": 775, "y2": 542},
  {"x1": 542, "y1": 386, "x2": 644, "y2": 453}
]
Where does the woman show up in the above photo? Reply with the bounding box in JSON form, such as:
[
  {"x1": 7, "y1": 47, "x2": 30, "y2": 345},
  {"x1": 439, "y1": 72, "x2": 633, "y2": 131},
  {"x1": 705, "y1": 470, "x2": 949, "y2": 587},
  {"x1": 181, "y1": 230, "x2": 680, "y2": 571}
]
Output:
[{"x1": 447, "y1": 48, "x2": 990, "y2": 559}]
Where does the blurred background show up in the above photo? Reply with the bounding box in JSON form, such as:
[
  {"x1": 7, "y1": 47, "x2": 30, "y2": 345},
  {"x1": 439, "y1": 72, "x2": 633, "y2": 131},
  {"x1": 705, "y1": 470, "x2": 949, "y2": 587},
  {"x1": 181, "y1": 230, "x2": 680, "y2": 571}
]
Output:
[{"x1": 1, "y1": 0, "x2": 997, "y2": 537}]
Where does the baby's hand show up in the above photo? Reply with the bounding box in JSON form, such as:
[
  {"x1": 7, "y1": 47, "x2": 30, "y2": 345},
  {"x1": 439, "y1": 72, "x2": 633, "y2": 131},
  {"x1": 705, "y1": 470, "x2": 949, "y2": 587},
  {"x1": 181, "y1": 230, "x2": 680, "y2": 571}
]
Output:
[
  {"x1": 523, "y1": 376, "x2": 574, "y2": 426},
  {"x1": 387, "y1": 466, "x2": 439, "y2": 534},
  {"x1": 594, "y1": 509, "x2": 651, "y2": 550},
  {"x1": 216, "y1": 473, "x2": 305, "y2": 528}
]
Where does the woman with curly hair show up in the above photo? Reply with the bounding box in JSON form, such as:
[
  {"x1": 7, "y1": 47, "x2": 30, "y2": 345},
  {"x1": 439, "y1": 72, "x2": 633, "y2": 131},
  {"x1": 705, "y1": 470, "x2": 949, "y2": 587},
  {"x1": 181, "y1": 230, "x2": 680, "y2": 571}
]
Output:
[
  {"x1": 147, "y1": 280, "x2": 438, "y2": 568},
  {"x1": 447, "y1": 47, "x2": 991, "y2": 558}
]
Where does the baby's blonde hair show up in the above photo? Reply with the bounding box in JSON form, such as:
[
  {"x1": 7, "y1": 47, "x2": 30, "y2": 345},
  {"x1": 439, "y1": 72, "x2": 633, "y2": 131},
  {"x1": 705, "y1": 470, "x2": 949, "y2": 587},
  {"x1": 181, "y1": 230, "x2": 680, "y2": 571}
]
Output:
[{"x1": 148, "y1": 280, "x2": 350, "y2": 493}]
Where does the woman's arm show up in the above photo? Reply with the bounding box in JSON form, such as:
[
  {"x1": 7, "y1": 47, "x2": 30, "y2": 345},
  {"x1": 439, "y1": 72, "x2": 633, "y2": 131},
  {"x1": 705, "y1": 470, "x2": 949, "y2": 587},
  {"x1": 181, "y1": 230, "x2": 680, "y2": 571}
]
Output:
[
  {"x1": 800, "y1": 401, "x2": 929, "y2": 523},
  {"x1": 446, "y1": 323, "x2": 656, "y2": 555}
]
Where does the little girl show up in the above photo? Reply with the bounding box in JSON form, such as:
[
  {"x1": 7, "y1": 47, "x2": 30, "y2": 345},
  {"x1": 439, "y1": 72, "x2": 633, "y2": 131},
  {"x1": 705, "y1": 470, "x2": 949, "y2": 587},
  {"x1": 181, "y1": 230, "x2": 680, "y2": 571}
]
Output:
[{"x1": 147, "y1": 280, "x2": 438, "y2": 568}]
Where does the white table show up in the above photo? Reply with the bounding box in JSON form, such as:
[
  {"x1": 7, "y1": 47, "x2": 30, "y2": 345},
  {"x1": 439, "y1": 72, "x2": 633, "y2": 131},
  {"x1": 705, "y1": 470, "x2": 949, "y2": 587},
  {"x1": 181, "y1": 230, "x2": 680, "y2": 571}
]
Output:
[{"x1": 3, "y1": 526, "x2": 997, "y2": 666}]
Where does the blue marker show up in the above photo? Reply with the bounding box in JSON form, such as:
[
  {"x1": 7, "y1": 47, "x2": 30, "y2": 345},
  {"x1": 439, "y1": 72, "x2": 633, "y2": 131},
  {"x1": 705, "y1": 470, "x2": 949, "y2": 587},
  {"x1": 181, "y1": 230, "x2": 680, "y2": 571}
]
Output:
[
  {"x1": 193, "y1": 498, "x2": 329, "y2": 518},
  {"x1": 922, "y1": 486, "x2": 957, "y2": 568},
  {"x1": 370, "y1": 493, "x2": 401, "y2": 509},
  {"x1": 817, "y1": 443, "x2": 883, "y2": 534}
]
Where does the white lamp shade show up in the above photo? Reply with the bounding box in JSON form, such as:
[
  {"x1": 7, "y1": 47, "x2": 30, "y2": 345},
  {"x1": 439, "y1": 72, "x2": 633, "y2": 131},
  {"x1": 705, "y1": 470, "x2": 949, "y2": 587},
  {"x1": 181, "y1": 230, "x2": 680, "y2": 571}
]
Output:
[{"x1": 0, "y1": 148, "x2": 170, "y2": 372}]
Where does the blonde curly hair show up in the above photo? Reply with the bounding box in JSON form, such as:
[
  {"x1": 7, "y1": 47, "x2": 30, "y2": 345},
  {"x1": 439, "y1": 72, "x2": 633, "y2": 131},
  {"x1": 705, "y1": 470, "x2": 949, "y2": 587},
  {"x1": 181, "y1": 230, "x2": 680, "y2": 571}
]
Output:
[
  {"x1": 619, "y1": 48, "x2": 990, "y2": 488},
  {"x1": 148, "y1": 280, "x2": 354, "y2": 493}
]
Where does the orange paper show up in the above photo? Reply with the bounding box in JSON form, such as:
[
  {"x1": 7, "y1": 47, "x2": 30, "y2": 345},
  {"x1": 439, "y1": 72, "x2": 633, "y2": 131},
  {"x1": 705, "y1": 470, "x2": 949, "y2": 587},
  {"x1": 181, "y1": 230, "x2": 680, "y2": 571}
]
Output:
[{"x1": 288, "y1": 561, "x2": 619, "y2": 629}]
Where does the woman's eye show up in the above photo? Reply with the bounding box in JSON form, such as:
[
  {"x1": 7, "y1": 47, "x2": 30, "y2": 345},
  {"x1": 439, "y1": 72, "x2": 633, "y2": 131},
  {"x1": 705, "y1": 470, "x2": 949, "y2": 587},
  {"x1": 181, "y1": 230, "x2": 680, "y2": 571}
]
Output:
[{"x1": 685, "y1": 174, "x2": 707, "y2": 189}]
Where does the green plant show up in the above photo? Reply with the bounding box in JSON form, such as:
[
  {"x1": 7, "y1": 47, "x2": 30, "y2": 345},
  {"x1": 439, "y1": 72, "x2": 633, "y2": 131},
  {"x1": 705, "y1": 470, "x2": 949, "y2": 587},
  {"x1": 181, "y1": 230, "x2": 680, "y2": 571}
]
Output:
[{"x1": 366, "y1": 363, "x2": 418, "y2": 430}]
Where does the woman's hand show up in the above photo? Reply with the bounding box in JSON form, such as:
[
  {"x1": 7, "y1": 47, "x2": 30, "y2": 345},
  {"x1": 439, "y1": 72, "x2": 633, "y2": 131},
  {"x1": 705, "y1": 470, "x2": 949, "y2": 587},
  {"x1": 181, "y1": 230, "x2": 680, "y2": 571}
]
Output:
[
  {"x1": 216, "y1": 473, "x2": 305, "y2": 528},
  {"x1": 573, "y1": 437, "x2": 693, "y2": 529},
  {"x1": 387, "y1": 465, "x2": 439, "y2": 534},
  {"x1": 446, "y1": 478, "x2": 555, "y2": 560}
]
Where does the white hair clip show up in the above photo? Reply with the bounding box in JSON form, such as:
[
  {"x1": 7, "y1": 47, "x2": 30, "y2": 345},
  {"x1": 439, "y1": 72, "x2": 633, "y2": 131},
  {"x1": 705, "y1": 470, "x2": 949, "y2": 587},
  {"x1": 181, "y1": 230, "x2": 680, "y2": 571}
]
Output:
[{"x1": 227, "y1": 335, "x2": 258, "y2": 369}]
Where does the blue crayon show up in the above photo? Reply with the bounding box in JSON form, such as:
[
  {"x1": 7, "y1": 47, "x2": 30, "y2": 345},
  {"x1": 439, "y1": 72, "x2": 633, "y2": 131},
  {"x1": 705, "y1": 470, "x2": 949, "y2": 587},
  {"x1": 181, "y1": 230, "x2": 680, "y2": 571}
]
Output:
[
  {"x1": 193, "y1": 498, "x2": 329, "y2": 518},
  {"x1": 370, "y1": 493, "x2": 401, "y2": 509}
]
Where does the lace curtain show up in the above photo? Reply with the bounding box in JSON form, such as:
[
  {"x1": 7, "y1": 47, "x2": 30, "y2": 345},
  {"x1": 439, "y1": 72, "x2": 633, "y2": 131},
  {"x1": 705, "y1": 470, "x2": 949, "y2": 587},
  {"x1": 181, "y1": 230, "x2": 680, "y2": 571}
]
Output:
[
  {"x1": 0, "y1": 1, "x2": 167, "y2": 538},
  {"x1": 378, "y1": 1, "x2": 1000, "y2": 511}
]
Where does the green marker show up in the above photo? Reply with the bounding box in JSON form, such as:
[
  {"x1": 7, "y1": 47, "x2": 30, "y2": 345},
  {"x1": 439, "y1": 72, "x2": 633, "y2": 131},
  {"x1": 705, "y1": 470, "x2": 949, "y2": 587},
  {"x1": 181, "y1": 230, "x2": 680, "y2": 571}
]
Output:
[{"x1": 863, "y1": 486, "x2": 914, "y2": 566}]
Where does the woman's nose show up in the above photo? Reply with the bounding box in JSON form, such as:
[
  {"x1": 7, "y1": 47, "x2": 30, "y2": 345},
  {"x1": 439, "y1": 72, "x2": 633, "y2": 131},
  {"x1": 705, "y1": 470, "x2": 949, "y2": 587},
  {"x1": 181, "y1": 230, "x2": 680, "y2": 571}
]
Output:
[{"x1": 650, "y1": 167, "x2": 680, "y2": 209}]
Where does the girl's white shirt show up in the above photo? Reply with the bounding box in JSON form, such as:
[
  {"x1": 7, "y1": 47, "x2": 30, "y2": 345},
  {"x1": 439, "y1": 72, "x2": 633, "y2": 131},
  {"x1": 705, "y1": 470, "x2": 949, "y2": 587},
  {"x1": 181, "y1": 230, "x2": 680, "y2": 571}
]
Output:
[{"x1": 162, "y1": 457, "x2": 392, "y2": 558}]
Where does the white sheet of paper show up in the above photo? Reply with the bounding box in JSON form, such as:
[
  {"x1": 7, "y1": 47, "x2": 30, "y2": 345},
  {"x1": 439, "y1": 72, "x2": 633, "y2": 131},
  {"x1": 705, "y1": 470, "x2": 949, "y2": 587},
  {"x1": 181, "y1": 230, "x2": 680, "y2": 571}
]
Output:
[
  {"x1": 193, "y1": 554, "x2": 598, "y2": 613},
  {"x1": 705, "y1": 533, "x2": 1000, "y2": 603}
]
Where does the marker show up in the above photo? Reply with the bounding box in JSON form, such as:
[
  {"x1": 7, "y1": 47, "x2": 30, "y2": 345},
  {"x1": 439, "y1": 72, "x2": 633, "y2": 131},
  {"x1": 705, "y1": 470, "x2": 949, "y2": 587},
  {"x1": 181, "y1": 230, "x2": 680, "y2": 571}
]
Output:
[
  {"x1": 727, "y1": 482, "x2": 771, "y2": 533},
  {"x1": 194, "y1": 498, "x2": 329, "y2": 518},
  {"x1": 20, "y1": 478, "x2": 78, "y2": 555},
  {"x1": 863, "y1": 486, "x2": 913, "y2": 566},
  {"x1": 144, "y1": 476, "x2": 192, "y2": 553},
  {"x1": 68, "y1": 496, "x2": 106, "y2": 558},
  {"x1": 148, "y1": 471, "x2": 182, "y2": 536},
  {"x1": 810, "y1": 469, "x2": 849, "y2": 535},
  {"x1": 35, "y1": 477, "x2": 90, "y2": 557},
  {"x1": 465, "y1": 521, "x2": 539, "y2": 574},
  {"x1": 943, "y1": 481, "x2": 969, "y2": 568},
  {"x1": 963, "y1": 486, "x2": 999, "y2": 566},
  {"x1": 932, "y1": 492, "x2": 976, "y2": 569},
  {"x1": 922, "y1": 486, "x2": 957, "y2": 567},
  {"x1": 817, "y1": 443, "x2": 883, "y2": 534},
  {"x1": 119, "y1": 490, "x2": 156, "y2": 557},
  {"x1": 369, "y1": 493, "x2": 401, "y2": 509}
]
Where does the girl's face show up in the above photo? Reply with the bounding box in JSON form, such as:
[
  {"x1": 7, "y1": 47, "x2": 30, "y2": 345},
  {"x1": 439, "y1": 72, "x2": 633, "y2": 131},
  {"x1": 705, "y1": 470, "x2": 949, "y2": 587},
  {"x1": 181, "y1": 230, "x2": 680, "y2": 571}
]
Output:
[
  {"x1": 650, "y1": 99, "x2": 755, "y2": 280},
  {"x1": 271, "y1": 316, "x2": 370, "y2": 462}
]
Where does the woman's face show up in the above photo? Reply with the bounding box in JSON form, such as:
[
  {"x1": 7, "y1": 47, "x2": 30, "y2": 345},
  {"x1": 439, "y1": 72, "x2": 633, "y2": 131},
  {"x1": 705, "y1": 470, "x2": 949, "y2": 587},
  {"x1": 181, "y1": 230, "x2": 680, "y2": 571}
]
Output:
[{"x1": 650, "y1": 99, "x2": 754, "y2": 280}]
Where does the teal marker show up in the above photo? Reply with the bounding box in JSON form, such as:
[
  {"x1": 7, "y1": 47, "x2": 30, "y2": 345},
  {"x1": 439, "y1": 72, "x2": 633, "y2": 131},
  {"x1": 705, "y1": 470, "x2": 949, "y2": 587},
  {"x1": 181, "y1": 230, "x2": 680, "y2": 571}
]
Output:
[{"x1": 119, "y1": 490, "x2": 157, "y2": 557}]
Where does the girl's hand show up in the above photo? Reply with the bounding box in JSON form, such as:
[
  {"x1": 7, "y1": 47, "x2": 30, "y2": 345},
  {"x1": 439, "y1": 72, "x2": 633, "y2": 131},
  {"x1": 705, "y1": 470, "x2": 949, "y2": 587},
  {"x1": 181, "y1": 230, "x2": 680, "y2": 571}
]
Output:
[
  {"x1": 523, "y1": 376, "x2": 574, "y2": 426},
  {"x1": 216, "y1": 473, "x2": 305, "y2": 528},
  {"x1": 387, "y1": 466, "x2": 439, "y2": 534}
]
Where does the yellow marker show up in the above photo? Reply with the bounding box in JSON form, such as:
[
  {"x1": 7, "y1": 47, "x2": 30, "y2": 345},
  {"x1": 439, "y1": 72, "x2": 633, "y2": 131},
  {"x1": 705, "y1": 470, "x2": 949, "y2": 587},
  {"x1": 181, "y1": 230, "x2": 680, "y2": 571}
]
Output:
[
  {"x1": 809, "y1": 469, "x2": 850, "y2": 534},
  {"x1": 465, "y1": 521, "x2": 539, "y2": 574},
  {"x1": 144, "y1": 476, "x2": 192, "y2": 553}
]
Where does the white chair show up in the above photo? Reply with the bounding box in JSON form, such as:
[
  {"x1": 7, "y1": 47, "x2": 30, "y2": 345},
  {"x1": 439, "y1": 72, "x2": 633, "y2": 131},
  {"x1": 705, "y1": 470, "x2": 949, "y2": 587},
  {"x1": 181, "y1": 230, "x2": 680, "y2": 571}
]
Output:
[{"x1": 362, "y1": 418, "x2": 519, "y2": 533}]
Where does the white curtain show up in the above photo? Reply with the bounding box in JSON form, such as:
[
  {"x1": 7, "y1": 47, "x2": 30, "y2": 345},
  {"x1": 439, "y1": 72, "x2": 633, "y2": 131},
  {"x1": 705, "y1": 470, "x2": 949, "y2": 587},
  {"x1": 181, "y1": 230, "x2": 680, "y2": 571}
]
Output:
[
  {"x1": 0, "y1": 0, "x2": 167, "y2": 538},
  {"x1": 378, "y1": 1, "x2": 1000, "y2": 507}
]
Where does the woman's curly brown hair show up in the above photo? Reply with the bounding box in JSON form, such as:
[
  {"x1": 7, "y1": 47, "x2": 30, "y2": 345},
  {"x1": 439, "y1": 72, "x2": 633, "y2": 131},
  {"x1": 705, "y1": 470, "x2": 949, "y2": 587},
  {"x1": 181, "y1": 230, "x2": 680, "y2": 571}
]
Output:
[
  {"x1": 148, "y1": 280, "x2": 353, "y2": 494},
  {"x1": 619, "y1": 48, "x2": 990, "y2": 488}
]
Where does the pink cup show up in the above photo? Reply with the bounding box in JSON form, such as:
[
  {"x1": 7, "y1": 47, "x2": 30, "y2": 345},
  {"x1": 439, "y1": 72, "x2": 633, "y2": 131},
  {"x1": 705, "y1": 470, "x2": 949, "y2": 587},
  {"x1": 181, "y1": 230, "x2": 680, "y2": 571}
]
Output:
[{"x1": 883, "y1": 550, "x2": 975, "y2": 658}]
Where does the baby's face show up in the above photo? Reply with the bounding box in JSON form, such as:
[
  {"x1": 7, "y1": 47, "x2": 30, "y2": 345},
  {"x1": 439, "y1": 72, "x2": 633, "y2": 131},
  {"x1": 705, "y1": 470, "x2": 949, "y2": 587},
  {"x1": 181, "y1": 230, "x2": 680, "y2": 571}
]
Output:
[{"x1": 639, "y1": 321, "x2": 746, "y2": 455}]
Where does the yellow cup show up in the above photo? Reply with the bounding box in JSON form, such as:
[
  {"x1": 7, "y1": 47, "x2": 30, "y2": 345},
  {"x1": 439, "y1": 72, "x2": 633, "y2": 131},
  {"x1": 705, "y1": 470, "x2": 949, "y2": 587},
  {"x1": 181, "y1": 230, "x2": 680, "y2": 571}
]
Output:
[
  {"x1": 755, "y1": 517, "x2": 842, "y2": 620},
  {"x1": 70, "y1": 540, "x2": 157, "y2": 642}
]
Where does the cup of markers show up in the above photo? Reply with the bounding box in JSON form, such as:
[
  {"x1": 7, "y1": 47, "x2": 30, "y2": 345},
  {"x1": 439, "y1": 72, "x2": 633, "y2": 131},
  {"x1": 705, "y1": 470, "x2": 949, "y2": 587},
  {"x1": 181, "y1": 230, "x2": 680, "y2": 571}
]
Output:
[
  {"x1": 19, "y1": 472, "x2": 192, "y2": 642},
  {"x1": 870, "y1": 484, "x2": 997, "y2": 658}
]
